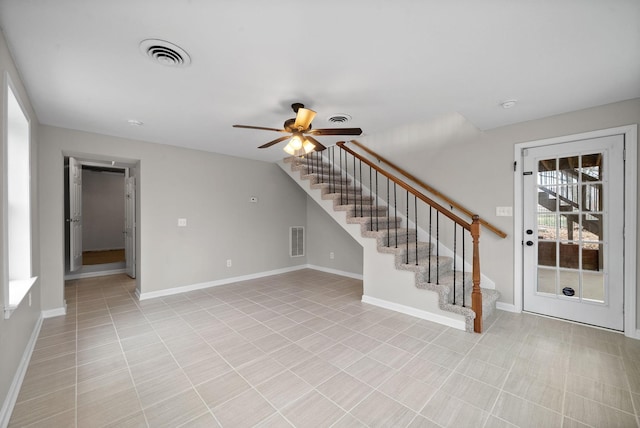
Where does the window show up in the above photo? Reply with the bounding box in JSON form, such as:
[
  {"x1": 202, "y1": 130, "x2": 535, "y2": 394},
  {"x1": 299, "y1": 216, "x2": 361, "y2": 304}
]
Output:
[{"x1": 3, "y1": 76, "x2": 35, "y2": 318}]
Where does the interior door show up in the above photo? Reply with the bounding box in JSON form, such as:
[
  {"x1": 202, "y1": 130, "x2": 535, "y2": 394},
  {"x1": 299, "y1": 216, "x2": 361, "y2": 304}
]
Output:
[
  {"x1": 522, "y1": 135, "x2": 624, "y2": 330},
  {"x1": 69, "y1": 157, "x2": 83, "y2": 272},
  {"x1": 124, "y1": 176, "x2": 136, "y2": 278}
]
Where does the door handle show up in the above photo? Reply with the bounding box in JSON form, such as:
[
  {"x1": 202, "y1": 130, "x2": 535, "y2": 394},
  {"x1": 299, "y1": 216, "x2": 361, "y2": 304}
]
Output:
[{"x1": 526, "y1": 241, "x2": 534, "y2": 246}]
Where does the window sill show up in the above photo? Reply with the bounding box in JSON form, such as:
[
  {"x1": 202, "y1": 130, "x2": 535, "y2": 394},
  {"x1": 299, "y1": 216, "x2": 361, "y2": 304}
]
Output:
[{"x1": 4, "y1": 277, "x2": 38, "y2": 319}]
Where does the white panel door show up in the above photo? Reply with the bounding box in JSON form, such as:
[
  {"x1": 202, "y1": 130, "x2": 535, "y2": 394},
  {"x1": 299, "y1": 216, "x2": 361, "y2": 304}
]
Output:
[
  {"x1": 522, "y1": 135, "x2": 624, "y2": 330},
  {"x1": 69, "y1": 157, "x2": 83, "y2": 272},
  {"x1": 124, "y1": 176, "x2": 136, "y2": 278}
]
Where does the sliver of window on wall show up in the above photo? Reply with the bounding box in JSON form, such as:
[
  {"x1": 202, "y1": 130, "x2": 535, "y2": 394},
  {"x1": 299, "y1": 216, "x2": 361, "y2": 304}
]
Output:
[{"x1": 3, "y1": 73, "x2": 36, "y2": 319}]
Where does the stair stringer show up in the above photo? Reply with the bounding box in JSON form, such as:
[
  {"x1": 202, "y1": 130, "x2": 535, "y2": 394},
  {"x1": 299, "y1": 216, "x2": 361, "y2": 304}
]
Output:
[{"x1": 277, "y1": 159, "x2": 467, "y2": 331}]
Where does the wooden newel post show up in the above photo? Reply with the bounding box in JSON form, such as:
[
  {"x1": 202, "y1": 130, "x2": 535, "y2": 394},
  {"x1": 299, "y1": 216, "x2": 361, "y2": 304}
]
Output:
[{"x1": 471, "y1": 215, "x2": 482, "y2": 333}]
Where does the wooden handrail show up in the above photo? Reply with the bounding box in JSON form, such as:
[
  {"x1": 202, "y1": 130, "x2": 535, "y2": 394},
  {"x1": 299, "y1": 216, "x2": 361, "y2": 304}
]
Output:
[
  {"x1": 336, "y1": 141, "x2": 484, "y2": 333},
  {"x1": 348, "y1": 140, "x2": 508, "y2": 239},
  {"x1": 337, "y1": 142, "x2": 471, "y2": 230}
]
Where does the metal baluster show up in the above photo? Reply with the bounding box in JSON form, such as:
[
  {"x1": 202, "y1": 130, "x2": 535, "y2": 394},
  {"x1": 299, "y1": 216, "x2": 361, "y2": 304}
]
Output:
[
  {"x1": 393, "y1": 184, "x2": 398, "y2": 248},
  {"x1": 428, "y1": 207, "x2": 433, "y2": 282},
  {"x1": 352, "y1": 155, "x2": 356, "y2": 209},
  {"x1": 414, "y1": 196, "x2": 418, "y2": 266},
  {"x1": 436, "y1": 211, "x2": 440, "y2": 284},
  {"x1": 359, "y1": 159, "x2": 363, "y2": 218},
  {"x1": 386, "y1": 177, "x2": 390, "y2": 247},
  {"x1": 453, "y1": 224, "x2": 457, "y2": 305},
  {"x1": 375, "y1": 170, "x2": 379, "y2": 232},
  {"x1": 339, "y1": 149, "x2": 344, "y2": 205},
  {"x1": 406, "y1": 189, "x2": 409, "y2": 264},
  {"x1": 369, "y1": 162, "x2": 373, "y2": 231}
]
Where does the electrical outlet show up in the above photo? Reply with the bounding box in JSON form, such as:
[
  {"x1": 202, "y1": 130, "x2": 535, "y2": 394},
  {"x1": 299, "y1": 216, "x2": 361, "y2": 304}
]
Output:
[
  {"x1": 329, "y1": 252, "x2": 335, "y2": 259},
  {"x1": 178, "y1": 218, "x2": 187, "y2": 227},
  {"x1": 226, "y1": 259, "x2": 232, "y2": 268}
]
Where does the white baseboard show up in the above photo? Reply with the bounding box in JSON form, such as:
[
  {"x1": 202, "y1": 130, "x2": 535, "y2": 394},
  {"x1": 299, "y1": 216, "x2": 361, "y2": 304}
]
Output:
[
  {"x1": 0, "y1": 314, "x2": 43, "y2": 428},
  {"x1": 496, "y1": 302, "x2": 520, "y2": 313},
  {"x1": 138, "y1": 265, "x2": 310, "y2": 300},
  {"x1": 304, "y1": 264, "x2": 363, "y2": 280},
  {"x1": 137, "y1": 265, "x2": 363, "y2": 301},
  {"x1": 361, "y1": 294, "x2": 466, "y2": 331},
  {"x1": 64, "y1": 268, "x2": 126, "y2": 280},
  {"x1": 42, "y1": 305, "x2": 66, "y2": 318}
]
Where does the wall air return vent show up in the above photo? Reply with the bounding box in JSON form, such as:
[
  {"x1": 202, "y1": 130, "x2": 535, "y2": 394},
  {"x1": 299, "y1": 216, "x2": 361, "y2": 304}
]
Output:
[
  {"x1": 139, "y1": 39, "x2": 191, "y2": 67},
  {"x1": 290, "y1": 226, "x2": 305, "y2": 257}
]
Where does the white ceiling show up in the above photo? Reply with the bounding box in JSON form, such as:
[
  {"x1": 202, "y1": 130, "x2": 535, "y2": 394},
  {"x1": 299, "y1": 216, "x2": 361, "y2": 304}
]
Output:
[{"x1": 1, "y1": 0, "x2": 639, "y2": 162}]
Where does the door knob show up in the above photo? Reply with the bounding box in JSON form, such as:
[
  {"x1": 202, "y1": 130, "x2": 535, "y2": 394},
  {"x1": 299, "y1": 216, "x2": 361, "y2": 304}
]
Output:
[
  {"x1": 526, "y1": 241, "x2": 534, "y2": 246},
  {"x1": 526, "y1": 229, "x2": 533, "y2": 235}
]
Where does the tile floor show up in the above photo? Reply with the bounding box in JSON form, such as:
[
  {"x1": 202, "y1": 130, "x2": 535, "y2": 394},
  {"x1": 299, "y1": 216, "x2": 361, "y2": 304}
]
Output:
[{"x1": 8, "y1": 269, "x2": 640, "y2": 427}]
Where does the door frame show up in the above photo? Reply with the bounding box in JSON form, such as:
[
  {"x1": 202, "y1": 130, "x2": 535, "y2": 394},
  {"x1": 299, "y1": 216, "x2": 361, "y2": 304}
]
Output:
[{"x1": 514, "y1": 124, "x2": 637, "y2": 338}]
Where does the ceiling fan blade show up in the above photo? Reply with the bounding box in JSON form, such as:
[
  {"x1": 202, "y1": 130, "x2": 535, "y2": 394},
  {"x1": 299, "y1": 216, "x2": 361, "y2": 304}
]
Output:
[
  {"x1": 305, "y1": 136, "x2": 326, "y2": 151},
  {"x1": 258, "y1": 135, "x2": 291, "y2": 149},
  {"x1": 307, "y1": 128, "x2": 363, "y2": 136},
  {"x1": 293, "y1": 108, "x2": 316, "y2": 130},
  {"x1": 233, "y1": 125, "x2": 288, "y2": 133}
]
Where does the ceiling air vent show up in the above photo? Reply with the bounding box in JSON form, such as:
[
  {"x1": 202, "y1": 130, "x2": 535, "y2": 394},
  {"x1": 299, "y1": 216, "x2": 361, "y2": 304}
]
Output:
[
  {"x1": 139, "y1": 39, "x2": 191, "y2": 67},
  {"x1": 327, "y1": 113, "x2": 352, "y2": 124}
]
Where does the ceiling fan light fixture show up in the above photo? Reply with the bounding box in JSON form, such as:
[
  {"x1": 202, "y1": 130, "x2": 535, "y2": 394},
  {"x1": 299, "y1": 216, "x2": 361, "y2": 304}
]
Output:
[
  {"x1": 302, "y1": 140, "x2": 315, "y2": 154},
  {"x1": 290, "y1": 134, "x2": 303, "y2": 150}
]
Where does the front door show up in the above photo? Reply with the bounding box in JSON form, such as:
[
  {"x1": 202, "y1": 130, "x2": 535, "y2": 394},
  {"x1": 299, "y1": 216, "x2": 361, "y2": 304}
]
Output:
[{"x1": 522, "y1": 135, "x2": 624, "y2": 330}]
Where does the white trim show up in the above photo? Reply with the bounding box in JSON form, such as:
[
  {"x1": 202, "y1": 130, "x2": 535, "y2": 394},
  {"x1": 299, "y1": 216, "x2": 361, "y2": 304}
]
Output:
[
  {"x1": 495, "y1": 302, "x2": 520, "y2": 313},
  {"x1": 305, "y1": 264, "x2": 363, "y2": 280},
  {"x1": 64, "y1": 268, "x2": 126, "y2": 280},
  {"x1": 0, "y1": 314, "x2": 42, "y2": 428},
  {"x1": 42, "y1": 306, "x2": 67, "y2": 318},
  {"x1": 137, "y1": 265, "x2": 309, "y2": 300},
  {"x1": 136, "y1": 265, "x2": 363, "y2": 301},
  {"x1": 361, "y1": 294, "x2": 466, "y2": 331},
  {"x1": 514, "y1": 124, "x2": 637, "y2": 338}
]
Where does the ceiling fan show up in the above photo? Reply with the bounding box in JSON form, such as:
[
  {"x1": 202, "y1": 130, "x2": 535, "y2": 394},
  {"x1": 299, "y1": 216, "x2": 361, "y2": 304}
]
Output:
[{"x1": 233, "y1": 103, "x2": 362, "y2": 155}]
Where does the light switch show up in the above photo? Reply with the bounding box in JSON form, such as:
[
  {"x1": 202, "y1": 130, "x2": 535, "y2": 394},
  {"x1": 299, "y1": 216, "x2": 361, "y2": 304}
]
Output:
[
  {"x1": 496, "y1": 207, "x2": 513, "y2": 217},
  {"x1": 178, "y1": 218, "x2": 187, "y2": 227}
]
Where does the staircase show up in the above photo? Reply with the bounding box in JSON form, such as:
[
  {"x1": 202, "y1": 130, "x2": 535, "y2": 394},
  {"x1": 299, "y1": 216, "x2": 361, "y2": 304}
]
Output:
[{"x1": 278, "y1": 145, "x2": 500, "y2": 333}]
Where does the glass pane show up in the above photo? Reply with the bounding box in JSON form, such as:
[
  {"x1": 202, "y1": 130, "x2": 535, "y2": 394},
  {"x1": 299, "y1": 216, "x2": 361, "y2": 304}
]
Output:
[
  {"x1": 538, "y1": 159, "x2": 557, "y2": 185},
  {"x1": 537, "y1": 268, "x2": 556, "y2": 294},
  {"x1": 558, "y1": 156, "x2": 579, "y2": 184},
  {"x1": 582, "y1": 183, "x2": 602, "y2": 212},
  {"x1": 559, "y1": 241, "x2": 580, "y2": 269},
  {"x1": 557, "y1": 185, "x2": 579, "y2": 212},
  {"x1": 559, "y1": 270, "x2": 580, "y2": 299},
  {"x1": 581, "y1": 213, "x2": 603, "y2": 242},
  {"x1": 537, "y1": 210, "x2": 556, "y2": 241},
  {"x1": 581, "y1": 242, "x2": 602, "y2": 272},
  {"x1": 538, "y1": 241, "x2": 556, "y2": 267},
  {"x1": 582, "y1": 271, "x2": 604, "y2": 302},
  {"x1": 581, "y1": 153, "x2": 603, "y2": 180}
]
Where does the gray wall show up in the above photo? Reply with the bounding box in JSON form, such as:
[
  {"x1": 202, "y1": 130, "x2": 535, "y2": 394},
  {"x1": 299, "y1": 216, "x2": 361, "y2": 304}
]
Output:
[
  {"x1": 361, "y1": 98, "x2": 640, "y2": 327},
  {"x1": 0, "y1": 30, "x2": 41, "y2": 417},
  {"x1": 81, "y1": 169, "x2": 125, "y2": 251},
  {"x1": 305, "y1": 196, "x2": 363, "y2": 276},
  {"x1": 38, "y1": 126, "x2": 309, "y2": 309}
]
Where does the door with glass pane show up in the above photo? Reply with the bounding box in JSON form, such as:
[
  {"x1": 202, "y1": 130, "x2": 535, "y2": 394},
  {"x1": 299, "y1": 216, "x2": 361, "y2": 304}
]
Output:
[{"x1": 522, "y1": 135, "x2": 624, "y2": 330}]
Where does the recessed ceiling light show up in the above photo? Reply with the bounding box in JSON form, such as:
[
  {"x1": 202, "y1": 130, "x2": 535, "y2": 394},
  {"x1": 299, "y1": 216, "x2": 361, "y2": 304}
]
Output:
[
  {"x1": 501, "y1": 99, "x2": 518, "y2": 109},
  {"x1": 127, "y1": 119, "x2": 143, "y2": 126}
]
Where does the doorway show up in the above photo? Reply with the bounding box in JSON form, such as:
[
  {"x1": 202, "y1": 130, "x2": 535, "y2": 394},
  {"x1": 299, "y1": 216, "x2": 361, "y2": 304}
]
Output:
[
  {"x1": 64, "y1": 156, "x2": 137, "y2": 279},
  {"x1": 515, "y1": 125, "x2": 637, "y2": 335},
  {"x1": 522, "y1": 135, "x2": 623, "y2": 330}
]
